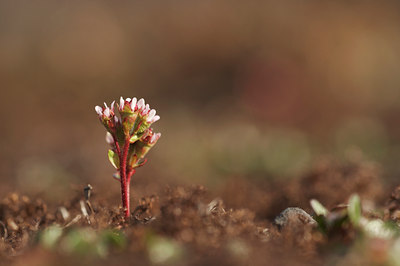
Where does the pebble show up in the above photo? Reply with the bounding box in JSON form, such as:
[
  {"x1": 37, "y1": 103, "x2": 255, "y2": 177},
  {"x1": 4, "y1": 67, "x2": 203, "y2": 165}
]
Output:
[{"x1": 274, "y1": 207, "x2": 317, "y2": 229}]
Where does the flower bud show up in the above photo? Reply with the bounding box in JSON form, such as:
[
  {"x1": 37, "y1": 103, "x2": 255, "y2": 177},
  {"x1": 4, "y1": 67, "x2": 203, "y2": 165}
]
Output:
[
  {"x1": 132, "y1": 129, "x2": 161, "y2": 163},
  {"x1": 130, "y1": 97, "x2": 137, "y2": 111},
  {"x1": 95, "y1": 106, "x2": 103, "y2": 116},
  {"x1": 105, "y1": 132, "x2": 114, "y2": 145},
  {"x1": 119, "y1": 97, "x2": 125, "y2": 111},
  {"x1": 137, "y1": 98, "x2": 145, "y2": 109}
]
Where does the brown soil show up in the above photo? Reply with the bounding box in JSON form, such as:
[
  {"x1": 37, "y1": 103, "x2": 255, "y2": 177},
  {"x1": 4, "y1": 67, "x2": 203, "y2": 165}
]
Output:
[
  {"x1": 221, "y1": 157, "x2": 384, "y2": 219},
  {"x1": 0, "y1": 158, "x2": 393, "y2": 266}
]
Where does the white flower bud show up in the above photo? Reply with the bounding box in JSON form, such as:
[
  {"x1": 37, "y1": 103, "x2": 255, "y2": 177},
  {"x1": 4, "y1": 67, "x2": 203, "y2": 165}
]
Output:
[
  {"x1": 137, "y1": 98, "x2": 145, "y2": 109},
  {"x1": 95, "y1": 106, "x2": 103, "y2": 116},
  {"x1": 103, "y1": 108, "x2": 111, "y2": 117},
  {"x1": 150, "y1": 133, "x2": 161, "y2": 143},
  {"x1": 147, "y1": 109, "x2": 156, "y2": 121},
  {"x1": 105, "y1": 132, "x2": 114, "y2": 144},
  {"x1": 152, "y1": 115, "x2": 160, "y2": 123},
  {"x1": 143, "y1": 104, "x2": 150, "y2": 115},
  {"x1": 119, "y1": 97, "x2": 125, "y2": 110},
  {"x1": 130, "y1": 97, "x2": 137, "y2": 111}
]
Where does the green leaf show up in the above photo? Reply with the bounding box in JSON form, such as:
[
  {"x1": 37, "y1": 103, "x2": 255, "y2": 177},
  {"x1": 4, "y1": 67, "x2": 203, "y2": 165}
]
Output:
[
  {"x1": 360, "y1": 218, "x2": 395, "y2": 239},
  {"x1": 147, "y1": 236, "x2": 183, "y2": 264},
  {"x1": 40, "y1": 225, "x2": 63, "y2": 249},
  {"x1": 131, "y1": 116, "x2": 149, "y2": 135},
  {"x1": 348, "y1": 194, "x2": 362, "y2": 226},
  {"x1": 129, "y1": 135, "x2": 139, "y2": 143},
  {"x1": 108, "y1": 150, "x2": 120, "y2": 169},
  {"x1": 100, "y1": 230, "x2": 126, "y2": 249},
  {"x1": 310, "y1": 199, "x2": 328, "y2": 217}
]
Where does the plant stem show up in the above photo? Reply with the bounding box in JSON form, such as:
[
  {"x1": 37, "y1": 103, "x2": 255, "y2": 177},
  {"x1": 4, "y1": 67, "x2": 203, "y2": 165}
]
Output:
[
  {"x1": 120, "y1": 138, "x2": 130, "y2": 218},
  {"x1": 127, "y1": 169, "x2": 135, "y2": 188},
  {"x1": 114, "y1": 136, "x2": 121, "y2": 155},
  {"x1": 125, "y1": 168, "x2": 135, "y2": 217}
]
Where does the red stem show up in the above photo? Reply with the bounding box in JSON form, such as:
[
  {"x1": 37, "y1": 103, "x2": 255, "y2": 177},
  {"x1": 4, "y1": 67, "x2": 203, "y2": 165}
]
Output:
[
  {"x1": 114, "y1": 139, "x2": 121, "y2": 156},
  {"x1": 120, "y1": 138, "x2": 130, "y2": 218},
  {"x1": 127, "y1": 168, "x2": 135, "y2": 185},
  {"x1": 126, "y1": 168, "x2": 135, "y2": 214}
]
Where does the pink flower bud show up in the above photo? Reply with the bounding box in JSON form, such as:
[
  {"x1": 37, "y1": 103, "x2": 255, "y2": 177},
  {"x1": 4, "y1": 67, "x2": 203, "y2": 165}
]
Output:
[
  {"x1": 142, "y1": 104, "x2": 150, "y2": 115},
  {"x1": 150, "y1": 132, "x2": 161, "y2": 144},
  {"x1": 103, "y1": 108, "x2": 111, "y2": 117},
  {"x1": 147, "y1": 109, "x2": 156, "y2": 122},
  {"x1": 137, "y1": 98, "x2": 145, "y2": 109},
  {"x1": 152, "y1": 115, "x2": 160, "y2": 123}
]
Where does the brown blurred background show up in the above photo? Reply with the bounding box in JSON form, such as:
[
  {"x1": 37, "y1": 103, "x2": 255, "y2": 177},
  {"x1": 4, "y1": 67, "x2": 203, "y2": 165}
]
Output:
[{"x1": 1, "y1": 1, "x2": 400, "y2": 201}]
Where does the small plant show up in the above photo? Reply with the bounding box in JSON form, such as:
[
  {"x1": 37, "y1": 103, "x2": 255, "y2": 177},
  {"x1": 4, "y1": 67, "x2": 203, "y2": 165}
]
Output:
[
  {"x1": 95, "y1": 97, "x2": 161, "y2": 218},
  {"x1": 310, "y1": 195, "x2": 397, "y2": 239}
]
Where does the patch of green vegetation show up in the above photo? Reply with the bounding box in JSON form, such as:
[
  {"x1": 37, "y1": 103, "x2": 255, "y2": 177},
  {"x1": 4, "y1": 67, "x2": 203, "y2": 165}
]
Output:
[{"x1": 38, "y1": 227, "x2": 126, "y2": 258}]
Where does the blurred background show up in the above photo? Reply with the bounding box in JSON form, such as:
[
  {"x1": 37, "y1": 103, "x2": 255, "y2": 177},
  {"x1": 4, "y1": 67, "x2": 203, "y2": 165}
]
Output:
[{"x1": 1, "y1": 1, "x2": 400, "y2": 201}]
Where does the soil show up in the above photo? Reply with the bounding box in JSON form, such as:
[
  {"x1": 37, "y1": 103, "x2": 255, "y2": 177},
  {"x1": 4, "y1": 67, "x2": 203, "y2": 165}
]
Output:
[{"x1": 0, "y1": 158, "x2": 395, "y2": 266}]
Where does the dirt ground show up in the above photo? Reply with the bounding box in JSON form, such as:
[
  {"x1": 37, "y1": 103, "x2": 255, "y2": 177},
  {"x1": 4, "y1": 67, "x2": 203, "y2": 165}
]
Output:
[{"x1": 0, "y1": 157, "x2": 396, "y2": 266}]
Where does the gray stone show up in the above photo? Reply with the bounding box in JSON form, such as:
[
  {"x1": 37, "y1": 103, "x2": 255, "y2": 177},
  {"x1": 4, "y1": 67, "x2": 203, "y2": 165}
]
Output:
[{"x1": 274, "y1": 207, "x2": 317, "y2": 229}]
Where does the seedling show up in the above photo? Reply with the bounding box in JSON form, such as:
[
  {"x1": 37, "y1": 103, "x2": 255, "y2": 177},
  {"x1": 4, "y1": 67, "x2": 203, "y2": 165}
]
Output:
[
  {"x1": 95, "y1": 97, "x2": 161, "y2": 218},
  {"x1": 310, "y1": 195, "x2": 397, "y2": 239}
]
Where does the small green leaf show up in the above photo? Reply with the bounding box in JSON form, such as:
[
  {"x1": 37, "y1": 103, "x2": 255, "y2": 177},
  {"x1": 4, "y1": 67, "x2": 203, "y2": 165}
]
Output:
[
  {"x1": 131, "y1": 117, "x2": 149, "y2": 135},
  {"x1": 314, "y1": 215, "x2": 328, "y2": 234},
  {"x1": 147, "y1": 236, "x2": 183, "y2": 264},
  {"x1": 310, "y1": 199, "x2": 328, "y2": 217},
  {"x1": 129, "y1": 135, "x2": 139, "y2": 143},
  {"x1": 360, "y1": 218, "x2": 395, "y2": 239},
  {"x1": 348, "y1": 194, "x2": 362, "y2": 226},
  {"x1": 100, "y1": 230, "x2": 126, "y2": 249},
  {"x1": 40, "y1": 225, "x2": 63, "y2": 249},
  {"x1": 108, "y1": 150, "x2": 120, "y2": 169}
]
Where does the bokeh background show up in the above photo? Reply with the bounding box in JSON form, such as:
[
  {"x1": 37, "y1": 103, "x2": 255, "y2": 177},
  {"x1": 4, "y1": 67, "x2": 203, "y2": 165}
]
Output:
[{"x1": 1, "y1": 1, "x2": 400, "y2": 201}]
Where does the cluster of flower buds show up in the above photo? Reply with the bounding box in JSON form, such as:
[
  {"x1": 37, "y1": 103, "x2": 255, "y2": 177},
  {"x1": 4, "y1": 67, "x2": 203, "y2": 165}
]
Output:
[{"x1": 95, "y1": 97, "x2": 161, "y2": 171}]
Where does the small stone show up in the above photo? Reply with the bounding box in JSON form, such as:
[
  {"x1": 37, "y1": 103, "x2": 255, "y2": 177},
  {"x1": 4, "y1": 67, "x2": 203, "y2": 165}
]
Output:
[
  {"x1": 274, "y1": 207, "x2": 317, "y2": 229},
  {"x1": 7, "y1": 218, "x2": 19, "y2": 231}
]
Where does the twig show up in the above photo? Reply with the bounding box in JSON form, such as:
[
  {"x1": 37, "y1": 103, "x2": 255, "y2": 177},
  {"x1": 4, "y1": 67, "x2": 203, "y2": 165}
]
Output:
[
  {"x1": 84, "y1": 184, "x2": 94, "y2": 214},
  {"x1": 0, "y1": 221, "x2": 7, "y2": 240},
  {"x1": 64, "y1": 215, "x2": 82, "y2": 228},
  {"x1": 58, "y1": 207, "x2": 70, "y2": 221},
  {"x1": 80, "y1": 200, "x2": 91, "y2": 225}
]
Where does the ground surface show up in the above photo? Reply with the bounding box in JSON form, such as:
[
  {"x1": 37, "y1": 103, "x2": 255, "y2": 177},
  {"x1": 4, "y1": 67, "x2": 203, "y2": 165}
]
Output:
[{"x1": 0, "y1": 158, "x2": 396, "y2": 266}]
